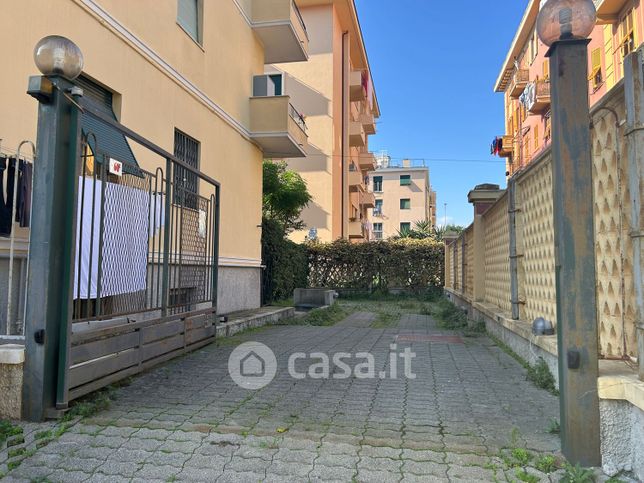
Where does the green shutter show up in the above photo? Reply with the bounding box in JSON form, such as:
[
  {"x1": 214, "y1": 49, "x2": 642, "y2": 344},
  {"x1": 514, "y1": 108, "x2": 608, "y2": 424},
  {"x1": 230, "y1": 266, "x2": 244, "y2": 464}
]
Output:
[{"x1": 400, "y1": 175, "x2": 411, "y2": 186}]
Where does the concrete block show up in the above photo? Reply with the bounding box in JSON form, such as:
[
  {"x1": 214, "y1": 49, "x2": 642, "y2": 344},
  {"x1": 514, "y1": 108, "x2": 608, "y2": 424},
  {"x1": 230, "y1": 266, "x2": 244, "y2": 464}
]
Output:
[{"x1": 293, "y1": 288, "x2": 337, "y2": 308}]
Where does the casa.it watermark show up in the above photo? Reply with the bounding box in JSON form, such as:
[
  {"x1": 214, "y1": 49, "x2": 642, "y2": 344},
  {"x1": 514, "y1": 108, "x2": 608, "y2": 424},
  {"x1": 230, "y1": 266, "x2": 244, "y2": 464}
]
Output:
[{"x1": 228, "y1": 342, "x2": 416, "y2": 390}]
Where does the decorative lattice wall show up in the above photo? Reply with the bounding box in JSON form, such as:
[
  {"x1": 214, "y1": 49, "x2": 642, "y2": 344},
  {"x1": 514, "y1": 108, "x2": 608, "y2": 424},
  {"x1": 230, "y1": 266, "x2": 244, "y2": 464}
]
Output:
[
  {"x1": 517, "y1": 154, "x2": 557, "y2": 326},
  {"x1": 483, "y1": 194, "x2": 512, "y2": 312},
  {"x1": 591, "y1": 99, "x2": 637, "y2": 358},
  {"x1": 454, "y1": 238, "x2": 461, "y2": 292},
  {"x1": 464, "y1": 226, "x2": 474, "y2": 297},
  {"x1": 445, "y1": 244, "x2": 453, "y2": 289}
]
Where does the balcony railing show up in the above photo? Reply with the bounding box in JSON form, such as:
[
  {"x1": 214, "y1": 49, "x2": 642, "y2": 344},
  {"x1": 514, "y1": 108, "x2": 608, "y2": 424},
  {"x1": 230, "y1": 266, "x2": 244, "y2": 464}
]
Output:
[
  {"x1": 509, "y1": 69, "x2": 530, "y2": 98},
  {"x1": 292, "y1": 1, "x2": 309, "y2": 41},
  {"x1": 528, "y1": 80, "x2": 551, "y2": 114},
  {"x1": 289, "y1": 103, "x2": 307, "y2": 133}
]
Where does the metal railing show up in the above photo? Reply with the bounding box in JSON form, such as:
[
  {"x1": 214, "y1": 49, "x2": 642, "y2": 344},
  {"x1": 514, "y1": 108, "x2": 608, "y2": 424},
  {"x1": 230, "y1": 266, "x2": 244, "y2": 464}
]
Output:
[
  {"x1": 289, "y1": 103, "x2": 308, "y2": 133},
  {"x1": 72, "y1": 101, "x2": 220, "y2": 323},
  {"x1": 0, "y1": 140, "x2": 35, "y2": 340},
  {"x1": 292, "y1": 0, "x2": 309, "y2": 40}
]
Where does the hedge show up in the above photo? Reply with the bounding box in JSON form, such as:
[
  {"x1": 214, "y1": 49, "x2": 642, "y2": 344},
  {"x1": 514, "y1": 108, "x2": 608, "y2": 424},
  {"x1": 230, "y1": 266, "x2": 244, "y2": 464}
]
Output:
[
  {"x1": 261, "y1": 219, "x2": 309, "y2": 304},
  {"x1": 307, "y1": 238, "x2": 444, "y2": 291}
]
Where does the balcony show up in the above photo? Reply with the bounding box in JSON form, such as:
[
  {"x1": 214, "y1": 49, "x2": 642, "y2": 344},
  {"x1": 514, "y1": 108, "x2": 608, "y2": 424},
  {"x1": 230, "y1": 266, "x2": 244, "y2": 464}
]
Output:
[
  {"x1": 360, "y1": 111, "x2": 376, "y2": 135},
  {"x1": 249, "y1": 95, "x2": 308, "y2": 158},
  {"x1": 509, "y1": 69, "x2": 530, "y2": 98},
  {"x1": 349, "y1": 121, "x2": 366, "y2": 147},
  {"x1": 348, "y1": 168, "x2": 364, "y2": 192},
  {"x1": 350, "y1": 70, "x2": 367, "y2": 102},
  {"x1": 596, "y1": 0, "x2": 630, "y2": 23},
  {"x1": 498, "y1": 135, "x2": 514, "y2": 158},
  {"x1": 528, "y1": 80, "x2": 551, "y2": 114},
  {"x1": 252, "y1": 0, "x2": 309, "y2": 63},
  {"x1": 362, "y1": 191, "x2": 376, "y2": 209},
  {"x1": 349, "y1": 221, "x2": 367, "y2": 239},
  {"x1": 358, "y1": 150, "x2": 376, "y2": 171}
]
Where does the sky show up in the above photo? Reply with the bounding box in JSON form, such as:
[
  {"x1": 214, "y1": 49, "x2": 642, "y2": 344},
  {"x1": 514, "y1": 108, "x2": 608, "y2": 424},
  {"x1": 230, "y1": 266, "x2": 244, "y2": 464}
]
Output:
[{"x1": 355, "y1": 0, "x2": 527, "y2": 227}]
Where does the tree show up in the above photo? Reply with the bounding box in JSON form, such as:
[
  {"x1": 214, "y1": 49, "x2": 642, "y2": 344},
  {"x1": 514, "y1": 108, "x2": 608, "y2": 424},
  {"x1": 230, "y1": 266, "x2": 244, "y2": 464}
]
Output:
[
  {"x1": 394, "y1": 221, "x2": 466, "y2": 241},
  {"x1": 262, "y1": 161, "x2": 312, "y2": 233}
]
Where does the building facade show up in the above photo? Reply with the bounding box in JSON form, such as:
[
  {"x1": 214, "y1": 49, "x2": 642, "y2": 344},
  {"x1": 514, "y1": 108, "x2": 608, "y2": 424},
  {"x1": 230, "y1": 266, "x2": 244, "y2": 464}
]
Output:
[
  {"x1": 367, "y1": 156, "x2": 436, "y2": 240},
  {"x1": 493, "y1": 0, "x2": 643, "y2": 177},
  {"x1": 0, "y1": 0, "x2": 310, "y2": 316},
  {"x1": 269, "y1": 0, "x2": 380, "y2": 243}
]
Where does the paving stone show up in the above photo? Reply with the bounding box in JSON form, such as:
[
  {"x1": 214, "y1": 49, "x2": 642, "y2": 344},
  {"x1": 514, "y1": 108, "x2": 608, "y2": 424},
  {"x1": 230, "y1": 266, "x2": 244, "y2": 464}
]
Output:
[
  {"x1": 176, "y1": 465, "x2": 224, "y2": 481},
  {"x1": 358, "y1": 455, "x2": 403, "y2": 472},
  {"x1": 272, "y1": 448, "x2": 318, "y2": 464},
  {"x1": 309, "y1": 464, "x2": 357, "y2": 481},
  {"x1": 361, "y1": 445, "x2": 402, "y2": 459},
  {"x1": 217, "y1": 470, "x2": 266, "y2": 482},
  {"x1": 133, "y1": 463, "x2": 181, "y2": 480},
  {"x1": 265, "y1": 459, "x2": 313, "y2": 478},
  {"x1": 315, "y1": 452, "x2": 359, "y2": 468},
  {"x1": 95, "y1": 459, "x2": 143, "y2": 477},
  {"x1": 226, "y1": 456, "x2": 270, "y2": 473},
  {"x1": 448, "y1": 463, "x2": 497, "y2": 481},
  {"x1": 401, "y1": 448, "x2": 444, "y2": 463},
  {"x1": 355, "y1": 469, "x2": 401, "y2": 483},
  {"x1": 47, "y1": 469, "x2": 93, "y2": 482},
  {"x1": 402, "y1": 459, "x2": 449, "y2": 477}
]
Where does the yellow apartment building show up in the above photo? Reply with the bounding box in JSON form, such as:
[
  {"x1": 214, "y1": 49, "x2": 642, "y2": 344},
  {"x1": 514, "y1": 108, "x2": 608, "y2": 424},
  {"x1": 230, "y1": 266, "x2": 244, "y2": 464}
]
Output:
[
  {"x1": 268, "y1": 0, "x2": 380, "y2": 243},
  {"x1": 493, "y1": 0, "x2": 644, "y2": 177},
  {"x1": 367, "y1": 157, "x2": 436, "y2": 241},
  {"x1": 0, "y1": 0, "x2": 310, "y2": 315}
]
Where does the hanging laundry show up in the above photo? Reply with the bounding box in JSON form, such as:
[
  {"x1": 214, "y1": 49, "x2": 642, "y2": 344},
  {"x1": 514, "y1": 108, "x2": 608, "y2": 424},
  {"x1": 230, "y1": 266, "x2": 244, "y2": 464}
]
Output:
[
  {"x1": 73, "y1": 177, "x2": 151, "y2": 300},
  {"x1": 0, "y1": 158, "x2": 17, "y2": 238},
  {"x1": 15, "y1": 160, "x2": 32, "y2": 228},
  {"x1": 520, "y1": 82, "x2": 536, "y2": 111}
]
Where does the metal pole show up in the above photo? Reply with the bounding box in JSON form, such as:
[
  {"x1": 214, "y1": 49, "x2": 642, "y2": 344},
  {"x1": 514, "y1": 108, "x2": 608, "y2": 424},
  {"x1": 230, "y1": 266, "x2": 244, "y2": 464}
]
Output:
[
  {"x1": 161, "y1": 158, "x2": 172, "y2": 317},
  {"x1": 623, "y1": 49, "x2": 644, "y2": 381},
  {"x1": 548, "y1": 39, "x2": 601, "y2": 465},
  {"x1": 212, "y1": 186, "x2": 221, "y2": 312},
  {"x1": 23, "y1": 76, "x2": 83, "y2": 420},
  {"x1": 508, "y1": 178, "x2": 521, "y2": 320}
]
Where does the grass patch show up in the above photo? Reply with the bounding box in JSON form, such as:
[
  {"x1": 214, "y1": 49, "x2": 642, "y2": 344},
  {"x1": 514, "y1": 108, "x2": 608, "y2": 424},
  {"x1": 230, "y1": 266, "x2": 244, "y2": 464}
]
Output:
[
  {"x1": 527, "y1": 358, "x2": 558, "y2": 395},
  {"x1": 488, "y1": 334, "x2": 559, "y2": 396},
  {"x1": 271, "y1": 298, "x2": 294, "y2": 307},
  {"x1": 510, "y1": 448, "x2": 532, "y2": 466},
  {"x1": 61, "y1": 377, "x2": 131, "y2": 422},
  {"x1": 560, "y1": 463, "x2": 595, "y2": 483},
  {"x1": 431, "y1": 298, "x2": 468, "y2": 330},
  {"x1": 547, "y1": 419, "x2": 560, "y2": 434},
  {"x1": 535, "y1": 454, "x2": 559, "y2": 474},
  {"x1": 0, "y1": 420, "x2": 23, "y2": 446},
  {"x1": 298, "y1": 304, "x2": 349, "y2": 326},
  {"x1": 515, "y1": 469, "x2": 539, "y2": 483}
]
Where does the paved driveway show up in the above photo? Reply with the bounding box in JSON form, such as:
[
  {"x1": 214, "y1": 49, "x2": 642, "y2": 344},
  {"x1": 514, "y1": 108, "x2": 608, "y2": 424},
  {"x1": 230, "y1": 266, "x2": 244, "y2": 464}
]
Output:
[{"x1": 4, "y1": 310, "x2": 561, "y2": 482}]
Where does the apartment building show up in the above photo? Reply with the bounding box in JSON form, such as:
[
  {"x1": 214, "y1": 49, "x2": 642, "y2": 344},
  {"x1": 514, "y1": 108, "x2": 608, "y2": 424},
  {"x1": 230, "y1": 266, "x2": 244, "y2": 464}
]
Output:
[
  {"x1": 493, "y1": 0, "x2": 641, "y2": 177},
  {"x1": 0, "y1": 0, "x2": 310, "y2": 314},
  {"x1": 268, "y1": 0, "x2": 380, "y2": 243},
  {"x1": 367, "y1": 157, "x2": 436, "y2": 241}
]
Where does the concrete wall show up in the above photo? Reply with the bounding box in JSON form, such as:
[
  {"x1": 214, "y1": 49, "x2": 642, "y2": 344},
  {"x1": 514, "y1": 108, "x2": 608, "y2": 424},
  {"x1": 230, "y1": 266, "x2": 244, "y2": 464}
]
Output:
[
  {"x1": 217, "y1": 266, "x2": 261, "y2": 314},
  {"x1": 600, "y1": 399, "x2": 644, "y2": 479}
]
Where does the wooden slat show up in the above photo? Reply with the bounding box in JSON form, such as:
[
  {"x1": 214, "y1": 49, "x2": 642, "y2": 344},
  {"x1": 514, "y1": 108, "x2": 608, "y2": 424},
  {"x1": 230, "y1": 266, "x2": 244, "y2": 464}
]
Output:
[
  {"x1": 186, "y1": 325, "x2": 215, "y2": 345},
  {"x1": 69, "y1": 349, "x2": 139, "y2": 389},
  {"x1": 141, "y1": 334, "x2": 184, "y2": 362},
  {"x1": 141, "y1": 319, "x2": 184, "y2": 345},
  {"x1": 69, "y1": 364, "x2": 140, "y2": 401},
  {"x1": 71, "y1": 331, "x2": 139, "y2": 365}
]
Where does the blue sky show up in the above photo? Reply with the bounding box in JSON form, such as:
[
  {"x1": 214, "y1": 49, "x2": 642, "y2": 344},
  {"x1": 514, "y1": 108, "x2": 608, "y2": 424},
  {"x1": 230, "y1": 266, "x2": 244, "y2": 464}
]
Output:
[{"x1": 355, "y1": 0, "x2": 526, "y2": 227}]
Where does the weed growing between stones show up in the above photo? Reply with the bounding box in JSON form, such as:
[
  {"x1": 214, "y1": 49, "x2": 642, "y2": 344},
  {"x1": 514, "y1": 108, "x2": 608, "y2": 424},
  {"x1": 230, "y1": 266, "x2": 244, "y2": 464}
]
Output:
[
  {"x1": 0, "y1": 420, "x2": 22, "y2": 446},
  {"x1": 560, "y1": 463, "x2": 596, "y2": 483}
]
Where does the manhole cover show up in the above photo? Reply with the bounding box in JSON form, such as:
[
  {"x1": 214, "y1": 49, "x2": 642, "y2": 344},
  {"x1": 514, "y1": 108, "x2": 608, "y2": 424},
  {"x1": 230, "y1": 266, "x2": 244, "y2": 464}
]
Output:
[{"x1": 396, "y1": 334, "x2": 464, "y2": 344}]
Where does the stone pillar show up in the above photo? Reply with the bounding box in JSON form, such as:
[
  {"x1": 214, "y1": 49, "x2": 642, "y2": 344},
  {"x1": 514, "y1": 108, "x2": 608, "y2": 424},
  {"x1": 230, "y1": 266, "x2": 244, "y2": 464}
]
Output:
[{"x1": 467, "y1": 184, "x2": 505, "y2": 303}]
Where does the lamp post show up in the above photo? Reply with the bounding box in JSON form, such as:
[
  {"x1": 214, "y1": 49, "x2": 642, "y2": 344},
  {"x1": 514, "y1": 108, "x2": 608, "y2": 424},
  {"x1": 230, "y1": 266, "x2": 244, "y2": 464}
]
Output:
[
  {"x1": 537, "y1": 0, "x2": 601, "y2": 466},
  {"x1": 23, "y1": 36, "x2": 84, "y2": 421}
]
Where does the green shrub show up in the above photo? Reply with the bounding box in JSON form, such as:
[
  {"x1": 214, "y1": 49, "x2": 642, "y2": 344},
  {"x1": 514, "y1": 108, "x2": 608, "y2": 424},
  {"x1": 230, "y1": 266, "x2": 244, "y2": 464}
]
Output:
[
  {"x1": 527, "y1": 358, "x2": 558, "y2": 395},
  {"x1": 261, "y1": 218, "x2": 309, "y2": 304},
  {"x1": 307, "y1": 238, "x2": 444, "y2": 291}
]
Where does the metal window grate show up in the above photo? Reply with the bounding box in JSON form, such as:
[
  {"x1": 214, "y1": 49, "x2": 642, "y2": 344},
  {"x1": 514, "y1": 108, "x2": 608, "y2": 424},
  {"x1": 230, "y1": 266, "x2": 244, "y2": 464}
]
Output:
[{"x1": 174, "y1": 130, "x2": 200, "y2": 210}]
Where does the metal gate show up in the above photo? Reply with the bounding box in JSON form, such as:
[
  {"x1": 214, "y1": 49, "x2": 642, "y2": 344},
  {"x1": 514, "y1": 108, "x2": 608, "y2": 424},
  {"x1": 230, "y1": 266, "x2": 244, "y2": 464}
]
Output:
[{"x1": 62, "y1": 100, "x2": 221, "y2": 403}]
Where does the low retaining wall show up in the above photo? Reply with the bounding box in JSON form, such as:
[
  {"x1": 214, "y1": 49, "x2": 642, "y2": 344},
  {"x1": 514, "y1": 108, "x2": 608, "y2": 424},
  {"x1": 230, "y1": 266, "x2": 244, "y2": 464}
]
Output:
[
  {"x1": 0, "y1": 344, "x2": 24, "y2": 419},
  {"x1": 444, "y1": 287, "x2": 644, "y2": 481}
]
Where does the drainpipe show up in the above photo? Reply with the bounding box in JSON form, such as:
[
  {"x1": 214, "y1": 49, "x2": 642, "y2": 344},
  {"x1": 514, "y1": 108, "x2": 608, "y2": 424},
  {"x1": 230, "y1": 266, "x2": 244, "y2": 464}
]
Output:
[
  {"x1": 623, "y1": 49, "x2": 644, "y2": 381},
  {"x1": 341, "y1": 31, "x2": 349, "y2": 239},
  {"x1": 508, "y1": 178, "x2": 521, "y2": 320}
]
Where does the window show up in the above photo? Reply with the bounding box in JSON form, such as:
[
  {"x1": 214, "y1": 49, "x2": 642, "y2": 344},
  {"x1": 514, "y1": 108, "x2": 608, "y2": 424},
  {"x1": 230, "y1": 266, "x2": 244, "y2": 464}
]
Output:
[
  {"x1": 619, "y1": 9, "x2": 635, "y2": 61},
  {"x1": 373, "y1": 223, "x2": 383, "y2": 240},
  {"x1": 374, "y1": 199, "x2": 383, "y2": 215},
  {"x1": 253, "y1": 74, "x2": 283, "y2": 97},
  {"x1": 400, "y1": 222, "x2": 411, "y2": 232},
  {"x1": 530, "y1": 30, "x2": 539, "y2": 64},
  {"x1": 400, "y1": 198, "x2": 411, "y2": 210},
  {"x1": 534, "y1": 124, "x2": 539, "y2": 151},
  {"x1": 589, "y1": 48, "x2": 603, "y2": 90},
  {"x1": 543, "y1": 60, "x2": 550, "y2": 80},
  {"x1": 373, "y1": 176, "x2": 383, "y2": 192},
  {"x1": 177, "y1": 0, "x2": 202, "y2": 44},
  {"x1": 545, "y1": 115, "x2": 552, "y2": 142},
  {"x1": 174, "y1": 129, "x2": 200, "y2": 209},
  {"x1": 400, "y1": 175, "x2": 411, "y2": 186}
]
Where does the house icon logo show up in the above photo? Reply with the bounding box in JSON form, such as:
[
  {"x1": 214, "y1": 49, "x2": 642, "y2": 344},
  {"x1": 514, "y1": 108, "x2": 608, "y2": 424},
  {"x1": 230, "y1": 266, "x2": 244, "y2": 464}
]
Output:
[
  {"x1": 228, "y1": 342, "x2": 277, "y2": 390},
  {"x1": 240, "y1": 351, "x2": 265, "y2": 378}
]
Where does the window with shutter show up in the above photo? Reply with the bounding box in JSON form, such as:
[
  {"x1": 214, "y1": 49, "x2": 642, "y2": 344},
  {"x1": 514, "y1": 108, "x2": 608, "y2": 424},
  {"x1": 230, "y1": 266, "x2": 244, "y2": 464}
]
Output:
[
  {"x1": 178, "y1": 0, "x2": 202, "y2": 44},
  {"x1": 543, "y1": 60, "x2": 550, "y2": 80},
  {"x1": 400, "y1": 199, "x2": 411, "y2": 210},
  {"x1": 589, "y1": 48, "x2": 603, "y2": 90},
  {"x1": 174, "y1": 130, "x2": 200, "y2": 209}
]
